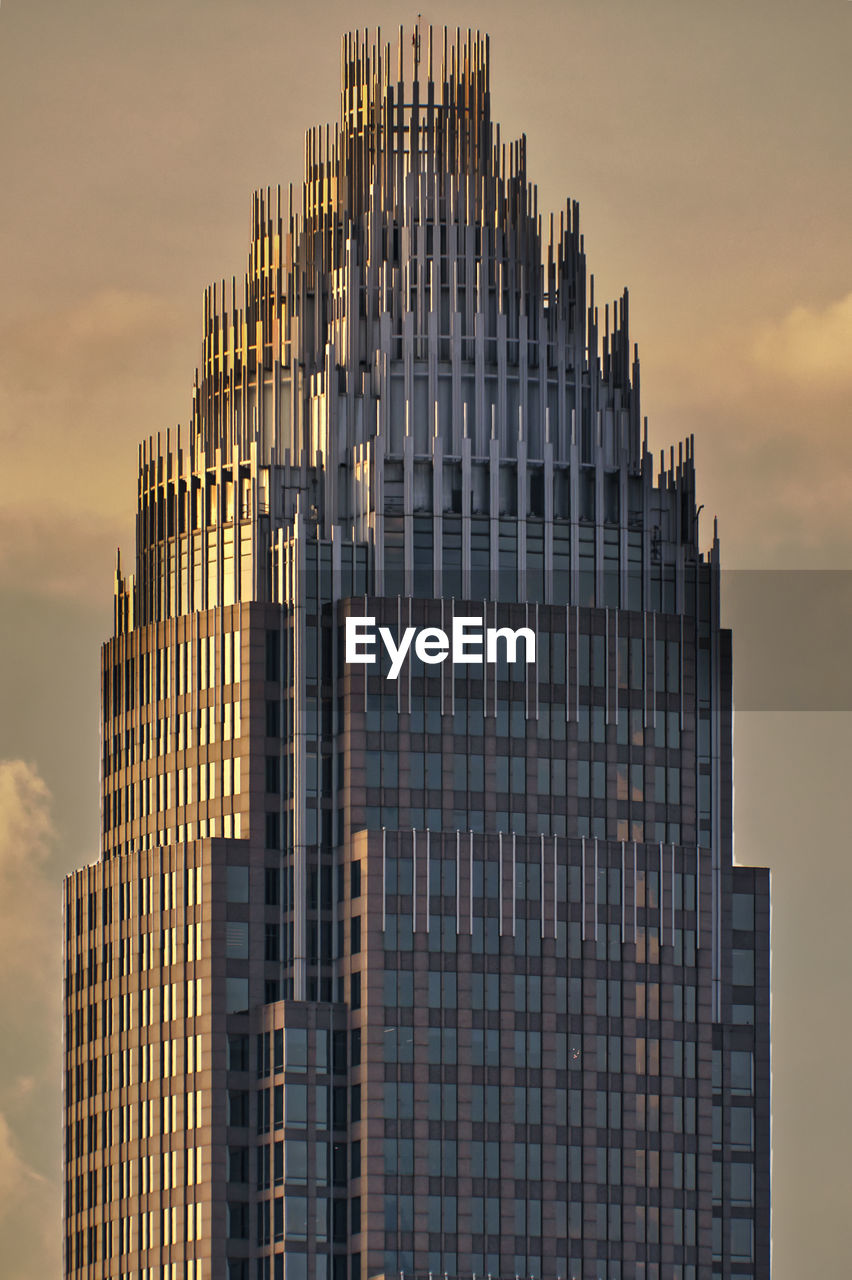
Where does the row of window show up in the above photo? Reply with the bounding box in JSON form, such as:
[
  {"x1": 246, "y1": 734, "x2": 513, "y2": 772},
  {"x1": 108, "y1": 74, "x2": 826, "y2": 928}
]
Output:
[
  {"x1": 137, "y1": 923, "x2": 202, "y2": 970},
  {"x1": 381, "y1": 1082, "x2": 707, "y2": 1133},
  {"x1": 68, "y1": 1207, "x2": 205, "y2": 1266},
  {"x1": 364, "y1": 750, "x2": 683, "y2": 806},
  {"x1": 67, "y1": 1152, "x2": 200, "y2": 1215},
  {"x1": 66, "y1": 1092, "x2": 203, "y2": 1163},
  {"x1": 251, "y1": 1195, "x2": 342, "y2": 1244},
  {"x1": 362, "y1": 693, "x2": 684, "y2": 744},
  {"x1": 105, "y1": 756, "x2": 241, "y2": 831},
  {"x1": 105, "y1": 698, "x2": 242, "y2": 780},
  {"x1": 68, "y1": 866, "x2": 202, "y2": 941},
  {"x1": 385, "y1": 857, "x2": 696, "y2": 909},
  {"x1": 104, "y1": 630, "x2": 241, "y2": 723},
  {"x1": 248, "y1": 1139, "x2": 331, "y2": 1188},
  {"x1": 382, "y1": 1196, "x2": 698, "y2": 1245},
  {"x1": 67, "y1": 980, "x2": 200, "y2": 1047},
  {"x1": 364, "y1": 806, "x2": 687, "y2": 845},
  {"x1": 383, "y1": 913, "x2": 698, "y2": 964},
  {"x1": 383, "y1": 971, "x2": 698, "y2": 1021},
  {"x1": 382, "y1": 1026, "x2": 700, "y2": 1077},
  {"x1": 384, "y1": 1256, "x2": 706, "y2": 1280},
  {"x1": 228, "y1": 1085, "x2": 332, "y2": 1131}
]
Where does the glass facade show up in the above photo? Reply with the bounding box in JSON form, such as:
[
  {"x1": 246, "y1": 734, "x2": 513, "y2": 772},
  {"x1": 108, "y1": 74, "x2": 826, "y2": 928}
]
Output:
[{"x1": 62, "y1": 25, "x2": 769, "y2": 1280}]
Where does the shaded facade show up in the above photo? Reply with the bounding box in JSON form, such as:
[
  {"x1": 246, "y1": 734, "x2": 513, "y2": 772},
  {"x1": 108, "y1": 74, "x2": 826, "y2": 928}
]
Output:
[{"x1": 63, "y1": 26, "x2": 770, "y2": 1280}]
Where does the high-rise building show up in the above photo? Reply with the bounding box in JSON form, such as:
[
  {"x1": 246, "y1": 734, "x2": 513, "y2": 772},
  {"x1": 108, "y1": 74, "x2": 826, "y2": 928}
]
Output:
[{"x1": 63, "y1": 25, "x2": 770, "y2": 1280}]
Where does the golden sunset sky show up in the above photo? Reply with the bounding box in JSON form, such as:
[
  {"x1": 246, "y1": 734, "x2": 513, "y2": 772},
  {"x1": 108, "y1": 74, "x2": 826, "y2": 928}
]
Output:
[{"x1": 0, "y1": 1, "x2": 850, "y2": 1276}]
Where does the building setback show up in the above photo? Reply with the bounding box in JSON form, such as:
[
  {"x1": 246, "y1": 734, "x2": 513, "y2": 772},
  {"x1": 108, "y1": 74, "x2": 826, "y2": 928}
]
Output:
[{"x1": 63, "y1": 26, "x2": 770, "y2": 1280}]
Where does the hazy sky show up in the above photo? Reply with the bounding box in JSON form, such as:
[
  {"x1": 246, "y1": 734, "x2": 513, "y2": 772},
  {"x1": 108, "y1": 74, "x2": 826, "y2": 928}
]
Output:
[{"x1": 0, "y1": 1, "x2": 850, "y2": 1276}]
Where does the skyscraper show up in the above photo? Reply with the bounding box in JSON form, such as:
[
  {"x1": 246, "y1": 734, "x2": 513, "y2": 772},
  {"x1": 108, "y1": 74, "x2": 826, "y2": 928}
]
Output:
[{"x1": 63, "y1": 25, "x2": 770, "y2": 1280}]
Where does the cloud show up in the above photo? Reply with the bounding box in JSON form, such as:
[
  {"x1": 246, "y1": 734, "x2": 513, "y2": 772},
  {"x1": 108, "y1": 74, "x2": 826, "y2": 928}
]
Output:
[
  {"x1": 0, "y1": 288, "x2": 179, "y2": 403},
  {"x1": 640, "y1": 291, "x2": 852, "y2": 568},
  {"x1": 0, "y1": 288, "x2": 181, "y2": 603},
  {"x1": 0, "y1": 286, "x2": 193, "y2": 561},
  {"x1": 0, "y1": 506, "x2": 125, "y2": 603},
  {"x1": 0, "y1": 760, "x2": 53, "y2": 856},
  {"x1": 0, "y1": 1110, "x2": 58, "y2": 1280},
  {"x1": 0, "y1": 1111, "x2": 47, "y2": 1204},
  {"x1": 0, "y1": 761, "x2": 55, "y2": 989},
  {"x1": 9, "y1": 1076, "x2": 37, "y2": 1102},
  {"x1": 0, "y1": 761, "x2": 60, "y2": 1085},
  {"x1": 0, "y1": 759, "x2": 59, "y2": 1113},
  {"x1": 0, "y1": 762, "x2": 60, "y2": 1280},
  {"x1": 749, "y1": 291, "x2": 852, "y2": 390}
]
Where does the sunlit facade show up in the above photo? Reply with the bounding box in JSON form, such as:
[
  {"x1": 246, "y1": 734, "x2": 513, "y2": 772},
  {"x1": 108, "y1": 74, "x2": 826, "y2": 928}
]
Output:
[{"x1": 63, "y1": 26, "x2": 770, "y2": 1280}]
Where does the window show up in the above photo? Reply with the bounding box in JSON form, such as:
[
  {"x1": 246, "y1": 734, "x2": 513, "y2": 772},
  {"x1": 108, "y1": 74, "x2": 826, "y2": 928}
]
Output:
[
  {"x1": 730, "y1": 1218, "x2": 754, "y2": 1262},
  {"x1": 226, "y1": 867, "x2": 249, "y2": 903},
  {"x1": 732, "y1": 949, "x2": 755, "y2": 987},
  {"x1": 285, "y1": 1085, "x2": 308, "y2": 1128},
  {"x1": 265, "y1": 813, "x2": 280, "y2": 850},
  {"x1": 427, "y1": 971, "x2": 457, "y2": 1009},
  {"x1": 284, "y1": 1196, "x2": 308, "y2": 1240},
  {"x1": 384, "y1": 969, "x2": 413, "y2": 1007},
  {"x1": 285, "y1": 1029, "x2": 308, "y2": 1072},
  {"x1": 227, "y1": 1035, "x2": 249, "y2": 1072},
  {"x1": 730, "y1": 1107, "x2": 754, "y2": 1150},
  {"x1": 730, "y1": 1051, "x2": 754, "y2": 1095},
  {"x1": 226, "y1": 922, "x2": 249, "y2": 960},
  {"x1": 732, "y1": 892, "x2": 755, "y2": 930},
  {"x1": 227, "y1": 1201, "x2": 248, "y2": 1238},
  {"x1": 578, "y1": 760, "x2": 589, "y2": 798},
  {"x1": 226, "y1": 979, "x2": 249, "y2": 1014},
  {"x1": 470, "y1": 972, "x2": 499, "y2": 1011},
  {"x1": 285, "y1": 1141, "x2": 308, "y2": 1184},
  {"x1": 228, "y1": 1092, "x2": 249, "y2": 1127},
  {"x1": 283, "y1": 1254, "x2": 307, "y2": 1280}
]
